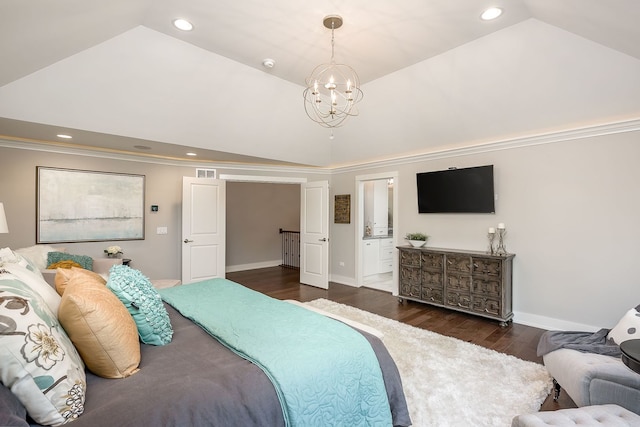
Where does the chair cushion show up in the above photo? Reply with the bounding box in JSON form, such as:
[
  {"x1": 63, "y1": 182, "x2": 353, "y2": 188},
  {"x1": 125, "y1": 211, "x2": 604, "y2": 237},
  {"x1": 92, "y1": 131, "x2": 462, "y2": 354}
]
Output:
[{"x1": 511, "y1": 404, "x2": 640, "y2": 427}]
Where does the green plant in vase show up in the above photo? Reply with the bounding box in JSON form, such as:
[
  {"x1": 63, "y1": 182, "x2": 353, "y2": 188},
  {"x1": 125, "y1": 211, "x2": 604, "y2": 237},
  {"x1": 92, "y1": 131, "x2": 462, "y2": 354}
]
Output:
[{"x1": 405, "y1": 232, "x2": 428, "y2": 247}]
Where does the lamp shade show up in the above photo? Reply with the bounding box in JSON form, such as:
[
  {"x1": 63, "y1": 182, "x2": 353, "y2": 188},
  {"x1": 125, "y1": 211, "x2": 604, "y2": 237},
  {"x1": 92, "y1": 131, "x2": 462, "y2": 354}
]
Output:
[{"x1": 0, "y1": 202, "x2": 8, "y2": 233}]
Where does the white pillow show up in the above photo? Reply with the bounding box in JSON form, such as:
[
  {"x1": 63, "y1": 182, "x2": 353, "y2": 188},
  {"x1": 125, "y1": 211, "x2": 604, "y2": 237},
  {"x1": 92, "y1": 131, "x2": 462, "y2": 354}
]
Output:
[
  {"x1": 608, "y1": 305, "x2": 640, "y2": 345},
  {"x1": 0, "y1": 247, "x2": 43, "y2": 279},
  {"x1": 14, "y1": 245, "x2": 65, "y2": 271}
]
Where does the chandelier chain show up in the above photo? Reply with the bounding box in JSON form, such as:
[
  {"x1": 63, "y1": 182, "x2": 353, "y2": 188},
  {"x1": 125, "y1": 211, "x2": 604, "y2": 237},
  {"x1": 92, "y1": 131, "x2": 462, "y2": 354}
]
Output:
[{"x1": 330, "y1": 22, "x2": 335, "y2": 63}]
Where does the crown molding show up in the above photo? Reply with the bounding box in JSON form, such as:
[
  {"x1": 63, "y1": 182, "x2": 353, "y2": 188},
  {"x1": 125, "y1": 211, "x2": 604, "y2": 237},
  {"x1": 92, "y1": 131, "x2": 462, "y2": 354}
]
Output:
[
  {"x1": 3, "y1": 117, "x2": 639, "y2": 175},
  {"x1": 0, "y1": 139, "x2": 330, "y2": 176},
  {"x1": 330, "y1": 117, "x2": 640, "y2": 173}
]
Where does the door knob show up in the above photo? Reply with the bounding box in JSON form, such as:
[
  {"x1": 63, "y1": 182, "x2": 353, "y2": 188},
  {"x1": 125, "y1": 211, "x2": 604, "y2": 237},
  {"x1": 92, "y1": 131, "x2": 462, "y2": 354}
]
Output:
[
  {"x1": 318, "y1": 237, "x2": 327, "y2": 242},
  {"x1": 184, "y1": 238, "x2": 193, "y2": 243}
]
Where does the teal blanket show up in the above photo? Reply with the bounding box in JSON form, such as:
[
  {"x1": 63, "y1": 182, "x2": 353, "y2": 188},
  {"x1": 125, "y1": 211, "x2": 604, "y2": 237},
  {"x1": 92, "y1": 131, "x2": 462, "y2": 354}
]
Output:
[{"x1": 159, "y1": 279, "x2": 392, "y2": 427}]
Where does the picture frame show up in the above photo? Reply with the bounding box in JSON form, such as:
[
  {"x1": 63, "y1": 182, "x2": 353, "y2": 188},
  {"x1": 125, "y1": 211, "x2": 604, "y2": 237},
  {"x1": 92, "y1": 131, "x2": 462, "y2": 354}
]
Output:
[
  {"x1": 37, "y1": 167, "x2": 145, "y2": 243},
  {"x1": 334, "y1": 194, "x2": 351, "y2": 224}
]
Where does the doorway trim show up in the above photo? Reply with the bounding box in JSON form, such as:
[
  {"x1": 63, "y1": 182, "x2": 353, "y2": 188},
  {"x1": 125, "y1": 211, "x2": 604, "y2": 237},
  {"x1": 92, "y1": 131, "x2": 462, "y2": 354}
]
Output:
[
  {"x1": 355, "y1": 171, "x2": 399, "y2": 294},
  {"x1": 218, "y1": 174, "x2": 307, "y2": 184}
]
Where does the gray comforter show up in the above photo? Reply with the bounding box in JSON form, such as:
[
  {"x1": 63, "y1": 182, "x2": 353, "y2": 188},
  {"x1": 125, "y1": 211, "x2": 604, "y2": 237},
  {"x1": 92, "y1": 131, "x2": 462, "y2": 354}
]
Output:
[{"x1": 26, "y1": 303, "x2": 410, "y2": 427}]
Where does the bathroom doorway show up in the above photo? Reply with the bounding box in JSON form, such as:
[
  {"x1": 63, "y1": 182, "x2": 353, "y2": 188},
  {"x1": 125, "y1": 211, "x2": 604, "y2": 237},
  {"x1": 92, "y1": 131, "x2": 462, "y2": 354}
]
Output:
[{"x1": 355, "y1": 171, "x2": 398, "y2": 293}]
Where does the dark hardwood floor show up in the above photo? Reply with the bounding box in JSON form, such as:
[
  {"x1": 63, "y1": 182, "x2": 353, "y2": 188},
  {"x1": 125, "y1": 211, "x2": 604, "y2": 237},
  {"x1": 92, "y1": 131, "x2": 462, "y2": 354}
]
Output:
[{"x1": 227, "y1": 266, "x2": 577, "y2": 412}]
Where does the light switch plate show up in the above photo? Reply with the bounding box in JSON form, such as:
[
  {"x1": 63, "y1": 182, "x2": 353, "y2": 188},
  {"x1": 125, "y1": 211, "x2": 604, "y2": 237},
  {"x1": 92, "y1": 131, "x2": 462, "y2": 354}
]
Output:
[{"x1": 157, "y1": 226, "x2": 168, "y2": 235}]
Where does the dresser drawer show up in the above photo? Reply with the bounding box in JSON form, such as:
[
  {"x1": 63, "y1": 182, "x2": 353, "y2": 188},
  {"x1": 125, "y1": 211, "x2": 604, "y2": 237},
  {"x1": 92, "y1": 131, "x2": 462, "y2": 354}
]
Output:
[
  {"x1": 472, "y1": 257, "x2": 503, "y2": 277},
  {"x1": 471, "y1": 295, "x2": 502, "y2": 317},
  {"x1": 400, "y1": 250, "x2": 421, "y2": 267},
  {"x1": 446, "y1": 254, "x2": 471, "y2": 273},
  {"x1": 472, "y1": 278, "x2": 502, "y2": 298},
  {"x1": 421, "y1": 252, "x2": 444, "y2": 270}
]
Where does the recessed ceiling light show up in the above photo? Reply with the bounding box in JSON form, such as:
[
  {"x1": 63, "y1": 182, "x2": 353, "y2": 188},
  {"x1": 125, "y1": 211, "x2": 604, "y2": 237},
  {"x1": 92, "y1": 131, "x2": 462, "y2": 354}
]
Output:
[
  {"x1": 480, "y1": 7, "x2": 503, "y2": 21},
  {"x1": 186, "y1": 152, "x2": 197, "y2": 157},
  {"x1": 173, "y1": 18, "x2": 193, "y2": 31},
  {"x1": 56, "y1": 134, "x2": 72, "y2": 139}
]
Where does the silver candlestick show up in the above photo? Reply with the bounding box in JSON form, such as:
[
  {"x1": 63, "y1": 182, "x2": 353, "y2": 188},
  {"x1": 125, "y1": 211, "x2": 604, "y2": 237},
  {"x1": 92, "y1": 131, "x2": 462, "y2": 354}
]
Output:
[
  {"x1": 487, "y1": 231, "x2": 496, "y2": 254},
  {"x1": 496, "y1": 228, "x2": 507, "y2": 255}
]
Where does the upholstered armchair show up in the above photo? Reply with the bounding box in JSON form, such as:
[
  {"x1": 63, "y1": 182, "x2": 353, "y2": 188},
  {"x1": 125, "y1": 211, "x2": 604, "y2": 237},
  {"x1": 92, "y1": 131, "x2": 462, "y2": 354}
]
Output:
[
  {"x1": 541, "y1": 305, "x2": 640, "y2": 415},
  {"x1": 543, "y1": 348, "x2": 640, "y2": 414}
]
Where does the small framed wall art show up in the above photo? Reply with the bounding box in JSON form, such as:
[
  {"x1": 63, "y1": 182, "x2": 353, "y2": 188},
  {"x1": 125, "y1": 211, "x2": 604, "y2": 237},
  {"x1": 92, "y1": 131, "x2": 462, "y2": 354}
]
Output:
[{"x1": 334, "y1": 194, "x2": 351, "y2": 224}]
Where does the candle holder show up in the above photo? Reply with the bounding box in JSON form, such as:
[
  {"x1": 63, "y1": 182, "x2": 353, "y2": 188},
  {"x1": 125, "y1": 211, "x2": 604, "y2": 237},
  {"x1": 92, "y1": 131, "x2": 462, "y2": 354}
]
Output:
[
  {"x1": 487, "y1": 232, "x2": 496, "y2": 255},
  {"x1": 496, "y1": 228, "x2": 507, "y2": 255}
]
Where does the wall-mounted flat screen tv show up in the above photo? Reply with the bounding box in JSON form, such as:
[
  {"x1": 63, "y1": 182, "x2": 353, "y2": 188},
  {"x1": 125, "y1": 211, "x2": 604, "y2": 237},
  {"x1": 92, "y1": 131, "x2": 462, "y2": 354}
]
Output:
[{"x1": 417, "y1": 165, "x2": 495, "y2": 213}]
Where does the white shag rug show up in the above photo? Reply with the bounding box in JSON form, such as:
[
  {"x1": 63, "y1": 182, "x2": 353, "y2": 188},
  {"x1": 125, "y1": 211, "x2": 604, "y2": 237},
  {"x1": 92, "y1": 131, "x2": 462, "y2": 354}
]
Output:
[{"x1": 304, "y1": 299, "x2": 553, "y2": 427}]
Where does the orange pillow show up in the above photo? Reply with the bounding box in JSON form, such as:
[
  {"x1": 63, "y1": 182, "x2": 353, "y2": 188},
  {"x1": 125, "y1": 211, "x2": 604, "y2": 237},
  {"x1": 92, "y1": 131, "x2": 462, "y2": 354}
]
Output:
[
  {"x1": 47, "y1": 260, "x2": 82, "y2": 270},
  {"x1": 58, "y1": 279, "x2": 140, "y2": 378},
  {"x1": 55, "y1": 266, "x2": 106, "y2": 296}
]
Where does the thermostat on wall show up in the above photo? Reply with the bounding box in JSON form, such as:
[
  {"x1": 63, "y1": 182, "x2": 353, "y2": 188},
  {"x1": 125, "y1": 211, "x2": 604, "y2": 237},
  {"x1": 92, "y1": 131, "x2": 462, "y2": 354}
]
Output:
[{"x1": 151, "y1": 205, "x2": 159, "y2": 212}]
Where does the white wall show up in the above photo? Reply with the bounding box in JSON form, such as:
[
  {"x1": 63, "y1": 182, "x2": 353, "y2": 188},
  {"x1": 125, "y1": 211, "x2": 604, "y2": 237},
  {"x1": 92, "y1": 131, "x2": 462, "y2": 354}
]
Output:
[{"x1": 329, "y1": 131, "x2": 640, "y2": 331}]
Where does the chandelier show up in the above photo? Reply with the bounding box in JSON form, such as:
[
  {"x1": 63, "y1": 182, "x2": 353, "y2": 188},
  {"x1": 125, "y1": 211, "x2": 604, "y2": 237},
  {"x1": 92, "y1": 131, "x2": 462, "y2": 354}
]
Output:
[{"x1": 303, "y1": 15, "x2": 363, "y2": 128}]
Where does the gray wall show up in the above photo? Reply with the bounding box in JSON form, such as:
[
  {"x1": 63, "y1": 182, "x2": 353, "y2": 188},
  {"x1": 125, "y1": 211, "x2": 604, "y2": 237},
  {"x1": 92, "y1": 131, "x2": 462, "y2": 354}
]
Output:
[
  {"x1": 3, "y1": 133, "x2": 639, "y2": 332},
  {"x1": 0, "y1": 145, "x2": 309, "y2": 279},
  {"x1": 329, "y1": 132, "x2": 640, "y2": 331}
]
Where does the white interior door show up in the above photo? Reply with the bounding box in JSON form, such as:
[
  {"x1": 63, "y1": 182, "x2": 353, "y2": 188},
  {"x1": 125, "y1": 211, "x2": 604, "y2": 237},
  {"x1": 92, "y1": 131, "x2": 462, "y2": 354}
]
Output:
[
  {"x1": 182, "y1": 177, "x2": 226, "y2": 284},
  {"x1": 300, "y1": 180, "x2": 329, "y2": 289}
]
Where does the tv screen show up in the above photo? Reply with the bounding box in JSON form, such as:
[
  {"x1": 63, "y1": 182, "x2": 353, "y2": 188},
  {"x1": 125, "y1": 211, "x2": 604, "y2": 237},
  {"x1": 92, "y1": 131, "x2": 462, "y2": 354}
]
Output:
[{"x1": 417, "y1": 165, "x2": 495, "y2": 213}]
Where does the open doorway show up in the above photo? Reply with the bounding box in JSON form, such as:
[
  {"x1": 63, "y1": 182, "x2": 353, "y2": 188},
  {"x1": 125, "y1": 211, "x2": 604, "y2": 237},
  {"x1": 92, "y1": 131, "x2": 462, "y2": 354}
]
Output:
[
  {"x1": 355, "y1": 172, "x2": 399, "y2": 293},
  {"x1": 222, "y1": 176, "x2": 330, "y2": 289},
  {"x1": 225, "y1": 180, "x2": 301, "y2": 273}
]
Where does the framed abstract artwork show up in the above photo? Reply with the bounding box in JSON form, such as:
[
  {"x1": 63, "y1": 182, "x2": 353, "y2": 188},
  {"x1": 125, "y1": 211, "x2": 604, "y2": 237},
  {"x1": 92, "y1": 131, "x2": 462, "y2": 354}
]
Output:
[
  {"x1": 334, "y1": 194, "x2": 351, "y2": 224},
  {"x1": 36, "y1": 167, "x2": 145, "y2": 243}
]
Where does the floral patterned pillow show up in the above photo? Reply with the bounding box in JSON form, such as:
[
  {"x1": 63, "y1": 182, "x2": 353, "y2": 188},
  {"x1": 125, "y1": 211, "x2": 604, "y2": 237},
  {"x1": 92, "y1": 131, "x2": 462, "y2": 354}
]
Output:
[{"x1": 0, "y1": 271, "x2": 86, "y2": 426}]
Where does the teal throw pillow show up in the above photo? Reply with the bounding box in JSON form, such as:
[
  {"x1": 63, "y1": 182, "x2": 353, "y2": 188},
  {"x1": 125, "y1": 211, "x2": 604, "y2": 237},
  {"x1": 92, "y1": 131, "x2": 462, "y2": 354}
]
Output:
[
  {"x1": 106, "y1": 265, "x2": 173, "y2": 345},
  {"x1": 46, "y1": 251, "x2": 93, "y2": 271}
]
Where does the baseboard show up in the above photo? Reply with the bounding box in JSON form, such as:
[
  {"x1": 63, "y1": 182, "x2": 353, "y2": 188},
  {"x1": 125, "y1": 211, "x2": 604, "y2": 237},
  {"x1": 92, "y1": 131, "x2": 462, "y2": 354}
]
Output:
[
  {"x1": 226, "y1": 260, "x2": 282, "y2": 273},
  {"x1": 513, "y1": 310, "x2": 600, "y2": 332},
  {"x1": 330, "y1": 274, "x2": 358, "y2": 287}
]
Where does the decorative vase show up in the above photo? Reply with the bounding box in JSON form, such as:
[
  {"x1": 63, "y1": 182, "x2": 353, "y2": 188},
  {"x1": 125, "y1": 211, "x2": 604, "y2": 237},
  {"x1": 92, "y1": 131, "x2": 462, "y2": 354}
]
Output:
[{"x1": 409, "y1": 240, "x2": 426, "y2": 247}]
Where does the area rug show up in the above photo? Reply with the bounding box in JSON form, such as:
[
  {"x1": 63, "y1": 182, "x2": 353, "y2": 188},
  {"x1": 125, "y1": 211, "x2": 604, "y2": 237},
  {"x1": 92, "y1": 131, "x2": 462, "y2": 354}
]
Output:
[{"x1": 304, "y1": 299, "x2": 553, "y2": 427}]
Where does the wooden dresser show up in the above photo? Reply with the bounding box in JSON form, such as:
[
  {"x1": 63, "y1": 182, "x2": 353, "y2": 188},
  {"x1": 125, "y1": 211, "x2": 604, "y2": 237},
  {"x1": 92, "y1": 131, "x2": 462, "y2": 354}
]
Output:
[{"x1": 398, "y1": 246, "x2": 514, "y2": 326}]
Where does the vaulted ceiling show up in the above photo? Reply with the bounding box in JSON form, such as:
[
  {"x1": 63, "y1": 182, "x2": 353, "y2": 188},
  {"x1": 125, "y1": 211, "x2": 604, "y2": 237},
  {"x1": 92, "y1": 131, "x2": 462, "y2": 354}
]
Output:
[{"x1": 1, "y1": 0, "x2": 639, "y2": 167}]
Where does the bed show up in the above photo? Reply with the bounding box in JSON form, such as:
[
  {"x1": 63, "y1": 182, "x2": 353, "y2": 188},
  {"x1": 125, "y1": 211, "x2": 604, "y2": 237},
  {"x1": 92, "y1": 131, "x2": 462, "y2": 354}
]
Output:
[{"x1": 0, "y1": 247, "x2": 411, "y2": 427}]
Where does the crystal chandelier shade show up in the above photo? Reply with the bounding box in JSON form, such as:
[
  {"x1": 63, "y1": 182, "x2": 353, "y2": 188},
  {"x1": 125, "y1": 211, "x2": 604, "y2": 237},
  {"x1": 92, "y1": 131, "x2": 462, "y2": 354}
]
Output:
[{"x1": 303, "y1": 15, "x2": 363, "y2": 128}]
